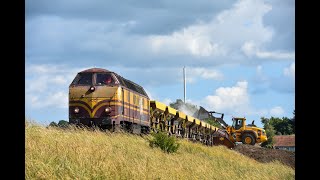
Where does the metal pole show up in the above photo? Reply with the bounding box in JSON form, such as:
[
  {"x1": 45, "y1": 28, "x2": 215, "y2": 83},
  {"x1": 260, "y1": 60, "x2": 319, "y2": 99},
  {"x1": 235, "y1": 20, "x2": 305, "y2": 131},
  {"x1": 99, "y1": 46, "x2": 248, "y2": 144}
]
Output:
[{"x1": 183, "y1": 66, "x2": 186, "y2": 103}]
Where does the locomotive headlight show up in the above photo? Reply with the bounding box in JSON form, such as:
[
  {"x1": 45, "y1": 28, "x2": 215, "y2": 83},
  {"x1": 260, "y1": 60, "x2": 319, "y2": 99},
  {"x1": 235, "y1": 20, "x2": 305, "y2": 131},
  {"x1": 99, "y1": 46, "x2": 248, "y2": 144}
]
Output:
[
  {"x1": 90, "y1": 86, "x2": 95, "y2": 91},
  {"x1": 105, "y1": 107, "x2": 112, "y2": 113},
  {"x1": 74, "y1": 107, "x2": 80, "y2": 113}
]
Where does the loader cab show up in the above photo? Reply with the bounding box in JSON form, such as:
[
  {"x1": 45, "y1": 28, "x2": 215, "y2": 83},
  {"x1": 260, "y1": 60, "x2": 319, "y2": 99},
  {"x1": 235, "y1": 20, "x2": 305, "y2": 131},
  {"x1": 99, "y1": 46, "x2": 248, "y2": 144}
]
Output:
[{"x1": 232, "y1": 118, "x2": 244, "y2": 130}]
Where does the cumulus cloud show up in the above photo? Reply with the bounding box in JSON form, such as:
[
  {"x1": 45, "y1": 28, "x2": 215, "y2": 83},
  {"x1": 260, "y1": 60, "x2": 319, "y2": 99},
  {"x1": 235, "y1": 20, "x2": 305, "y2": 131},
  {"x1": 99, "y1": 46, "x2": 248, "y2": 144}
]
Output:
[
  {"x1": 148, "y1": 0, "x2": 276, "y2": 59},
  {"x1": 204, "y1": 81, "x2": 250, "y2": 114},
  {"x1": 149, "y1": 32, "x2": 227, "y2": 57},
  {"x1": 203, "y1": 81, "x2": 284, "y2": 118}
]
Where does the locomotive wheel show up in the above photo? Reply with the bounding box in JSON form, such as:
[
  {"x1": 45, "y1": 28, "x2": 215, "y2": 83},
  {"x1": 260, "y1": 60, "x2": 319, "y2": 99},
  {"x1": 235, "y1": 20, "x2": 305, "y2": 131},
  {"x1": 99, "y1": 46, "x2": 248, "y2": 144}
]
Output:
[{"x1": 241, "y1": 133, "x2": 256, "y2": 145}]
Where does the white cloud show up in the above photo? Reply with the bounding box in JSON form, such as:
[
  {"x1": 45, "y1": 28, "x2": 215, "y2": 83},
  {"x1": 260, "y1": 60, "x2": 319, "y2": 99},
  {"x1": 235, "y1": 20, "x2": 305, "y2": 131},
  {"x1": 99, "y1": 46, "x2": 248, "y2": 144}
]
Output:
[
  {"x1": 148, "y1": 0, "x2": 274, "y2": 59},
  {"x1": 284, "y1": 62, "x2": 295, "y2": 79},
  {"x1": 269, "y1": 106, "x2": 284, "y2": 116},
  {"x1": 149, "y1": 31, "x2": 226, "y2": 57},
  {"x1": 242, "y1": 41, "x2": 295, "y2": 60},
  {"x1": 204, "y1": 81, "x2": 250, "y2": 113},
  {"x1": 203, "y1": 81, "x2": 277, "y2": 119}
]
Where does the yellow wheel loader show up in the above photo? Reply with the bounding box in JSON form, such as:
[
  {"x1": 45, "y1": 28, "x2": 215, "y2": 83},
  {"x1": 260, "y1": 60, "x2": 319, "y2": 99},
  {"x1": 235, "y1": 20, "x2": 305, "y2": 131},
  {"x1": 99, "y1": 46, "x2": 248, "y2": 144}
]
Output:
[
  {"x1": 225, "y1": 117, "x2": 268, "y2": 145},
  {"x1": 194, "y1": 107, "x2": 267, "y2": 147}
]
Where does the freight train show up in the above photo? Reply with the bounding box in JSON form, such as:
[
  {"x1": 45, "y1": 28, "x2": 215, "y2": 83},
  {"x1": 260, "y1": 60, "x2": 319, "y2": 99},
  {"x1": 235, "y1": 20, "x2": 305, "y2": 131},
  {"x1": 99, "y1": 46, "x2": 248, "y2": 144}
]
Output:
[{"x1": 69, "y1": 68, "x2": 267, "y2": 148}]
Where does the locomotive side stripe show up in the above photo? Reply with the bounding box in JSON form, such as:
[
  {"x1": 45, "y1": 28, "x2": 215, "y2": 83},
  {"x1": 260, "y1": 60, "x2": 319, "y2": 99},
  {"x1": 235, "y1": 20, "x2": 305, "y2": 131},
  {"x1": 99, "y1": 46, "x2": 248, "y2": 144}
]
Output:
[
  {"x1": 69, "y1": 103, "x2": 92, "y2": 117},
  {"x1": 92, "y1": 102, "x2": 110, "y2": 117},
  {"x1": 91, "y1": 99, "x2": 113, "y2": 109},
  {"x1": 70, "y1": 99, "x2": 111, "y2": 110},
  {"x1": 69, "y1": 101, "x2": 92, "y2": 112}
]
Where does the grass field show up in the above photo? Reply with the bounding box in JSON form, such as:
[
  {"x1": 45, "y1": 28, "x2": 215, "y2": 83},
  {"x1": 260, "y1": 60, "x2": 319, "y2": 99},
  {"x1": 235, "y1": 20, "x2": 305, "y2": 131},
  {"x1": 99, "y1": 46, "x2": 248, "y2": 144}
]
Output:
[{"x1": 26, "y1": 122, "x2": 294, "y2": 179}]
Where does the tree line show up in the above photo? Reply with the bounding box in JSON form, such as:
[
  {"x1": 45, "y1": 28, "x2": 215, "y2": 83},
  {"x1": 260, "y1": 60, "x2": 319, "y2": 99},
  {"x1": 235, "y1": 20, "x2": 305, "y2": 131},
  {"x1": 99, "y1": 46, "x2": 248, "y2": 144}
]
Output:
[{"x1": 260, "y1": 110, "x2": 295, "y2": 148}]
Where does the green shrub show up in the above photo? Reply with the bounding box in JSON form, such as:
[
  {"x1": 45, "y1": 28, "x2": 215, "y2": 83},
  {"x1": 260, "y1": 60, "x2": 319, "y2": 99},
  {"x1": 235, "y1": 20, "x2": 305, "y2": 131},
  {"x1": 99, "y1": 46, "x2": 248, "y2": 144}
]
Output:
[
  {"x1": 49, "y1": 121, "x2": 58, "y2": 127},
  {"x1": 149, "y1": 131, "x2": 180, "y2": 153},
  {"x1": 58, "y1": 120, "x2": 69, "y2": 128}
]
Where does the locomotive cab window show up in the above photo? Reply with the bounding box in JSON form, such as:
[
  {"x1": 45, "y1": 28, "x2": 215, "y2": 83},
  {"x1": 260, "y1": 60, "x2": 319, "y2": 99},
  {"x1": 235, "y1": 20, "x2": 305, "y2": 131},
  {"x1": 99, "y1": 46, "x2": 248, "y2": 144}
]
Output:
[
  {"x1": 71, "y1": 73, "x2": 93, "y2": 85},
  {"x1": 96, "y1": 73, "x2": 115, "y2": 85}
]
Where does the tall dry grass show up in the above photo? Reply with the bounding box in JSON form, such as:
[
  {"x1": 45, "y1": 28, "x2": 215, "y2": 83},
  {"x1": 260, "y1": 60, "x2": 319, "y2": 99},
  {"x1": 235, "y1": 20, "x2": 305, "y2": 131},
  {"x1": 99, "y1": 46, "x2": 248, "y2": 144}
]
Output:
[{"x1": 26, "y1": 123, "x2": 294, "y2": 180}]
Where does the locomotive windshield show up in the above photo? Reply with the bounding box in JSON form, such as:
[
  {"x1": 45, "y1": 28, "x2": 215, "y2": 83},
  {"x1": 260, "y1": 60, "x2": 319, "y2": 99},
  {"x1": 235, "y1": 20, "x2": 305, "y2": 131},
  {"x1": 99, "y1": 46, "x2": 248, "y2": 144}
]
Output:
[
  {"x1": 96, "y1": 73, "x2": 115, "y2": 85},
  {"x1": 71, "y1": 73, "x2": 93, "y2": 85},
  {"x1": 71, "y1": 72, "x2": 117, "y2": 86}
]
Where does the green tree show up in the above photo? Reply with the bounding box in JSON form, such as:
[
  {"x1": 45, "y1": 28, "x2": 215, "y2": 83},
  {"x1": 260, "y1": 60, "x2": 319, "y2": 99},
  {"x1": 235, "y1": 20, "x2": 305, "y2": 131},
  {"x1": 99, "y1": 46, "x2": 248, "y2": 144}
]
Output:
[
  {"x1": 268, "y1": 117, "x2": 294, "y2": 135},
  {"x1": 49, "y1": 121, "x2": 58, "y2": 127},
  {"x1": 260, "y1": 117, "x2": 276, "y2": 148},
  {"x1": 58, "y1": 120, "x2": 69, "y2": 128}
]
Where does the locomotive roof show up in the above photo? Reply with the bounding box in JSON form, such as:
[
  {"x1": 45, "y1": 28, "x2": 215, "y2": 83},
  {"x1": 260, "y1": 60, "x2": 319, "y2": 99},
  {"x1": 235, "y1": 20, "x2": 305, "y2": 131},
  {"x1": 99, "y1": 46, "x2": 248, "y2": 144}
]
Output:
[
  {"x1": 79, "y1": 68, "x2": 149, "y2": 98},
  {"x1": 80, "y1": 68, "x2": 111, "y2": 73},
  {"x1": 114, "y1": 74, "x2": 149, "y2": 97}
]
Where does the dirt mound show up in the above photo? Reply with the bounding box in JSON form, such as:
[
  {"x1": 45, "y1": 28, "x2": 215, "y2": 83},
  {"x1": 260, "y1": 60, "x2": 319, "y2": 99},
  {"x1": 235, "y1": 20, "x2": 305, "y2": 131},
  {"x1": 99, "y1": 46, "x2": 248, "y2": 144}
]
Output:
[{"x1": 233, "y1": 144, "x2": 295, "y2": 169}]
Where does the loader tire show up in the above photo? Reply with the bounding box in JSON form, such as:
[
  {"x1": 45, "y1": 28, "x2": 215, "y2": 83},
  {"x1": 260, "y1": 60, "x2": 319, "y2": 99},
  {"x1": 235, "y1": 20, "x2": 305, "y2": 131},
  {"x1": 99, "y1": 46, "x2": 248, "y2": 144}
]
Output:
[{"x1": 242, "y1": 133, "x2": 255, "y2": 145}]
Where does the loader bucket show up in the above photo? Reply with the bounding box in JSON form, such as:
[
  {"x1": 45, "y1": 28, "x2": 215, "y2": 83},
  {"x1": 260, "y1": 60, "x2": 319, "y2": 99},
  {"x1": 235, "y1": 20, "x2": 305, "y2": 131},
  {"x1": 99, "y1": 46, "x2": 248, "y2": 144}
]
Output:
[
  {"x1": 212, "y1": 136, "x2": 235, "y2": 149},
  {"x1": 212, "y1": 129, "x2": 235, "y2": 149}
]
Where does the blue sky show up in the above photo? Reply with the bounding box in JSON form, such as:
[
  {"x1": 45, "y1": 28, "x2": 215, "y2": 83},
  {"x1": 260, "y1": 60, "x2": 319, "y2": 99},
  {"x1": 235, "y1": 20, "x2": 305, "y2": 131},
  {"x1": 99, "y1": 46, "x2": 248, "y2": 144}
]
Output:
[{"x1": 25, "y1": 0, "x2": 295, "y2": 128}]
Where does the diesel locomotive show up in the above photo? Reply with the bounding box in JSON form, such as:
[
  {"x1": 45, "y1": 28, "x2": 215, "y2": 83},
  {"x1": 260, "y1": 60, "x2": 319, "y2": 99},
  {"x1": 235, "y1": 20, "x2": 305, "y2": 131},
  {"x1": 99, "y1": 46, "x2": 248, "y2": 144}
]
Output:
[{"x1": 69, "y1": 68, "x2": 150, "y2": 133}]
